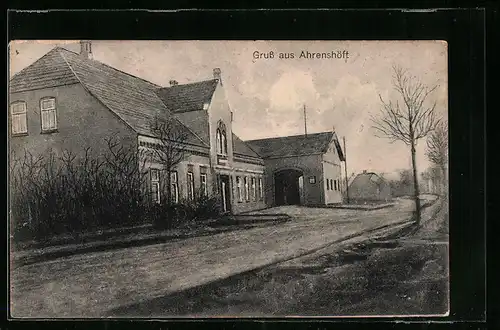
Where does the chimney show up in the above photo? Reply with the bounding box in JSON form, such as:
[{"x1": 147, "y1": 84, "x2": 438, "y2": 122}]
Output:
[
  {"x1": 169, "y1": 80, "x2": 178, "y2": 86},
  {"x1": 79, "y1": 40, "x2": 93, "y2": 60},
  {"x1": 213, "y1": 68, "x2": 222, "y2": 85}
]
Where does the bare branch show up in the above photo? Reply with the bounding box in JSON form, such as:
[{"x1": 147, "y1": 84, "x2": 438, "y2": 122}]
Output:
[{"x1": 425, "y1": 119, "x2": 448, "y2": 167}]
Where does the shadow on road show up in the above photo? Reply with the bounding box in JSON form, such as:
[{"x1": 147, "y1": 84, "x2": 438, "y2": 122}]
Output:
[{"x1": 107, "y1": 227, "x2": 449, "y2": 318}]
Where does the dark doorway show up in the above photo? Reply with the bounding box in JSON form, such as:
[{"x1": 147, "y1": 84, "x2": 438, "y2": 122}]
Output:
[
  {"x1": 274, "y1": 169, "x2": 304, "y2": 206},
  {"x1": 217, "y1": 174, "x2": 232, "y2": 213}
]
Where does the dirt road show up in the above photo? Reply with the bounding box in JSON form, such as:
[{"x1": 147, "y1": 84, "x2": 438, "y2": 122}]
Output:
[{"x1": 10, "y1": 199, "x2": 419, "y2": 318}]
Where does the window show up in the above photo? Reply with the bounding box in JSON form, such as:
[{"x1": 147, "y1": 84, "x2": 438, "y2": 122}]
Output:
[
  {"x1": 216, "y1": 129, "x2": 223, "y2": 154},
  {"x1": 171, "y1": 171, "x2": 179, "y2": 204},
  {"x1": 251, "y1": 177, "x2": 256, "y2": 201},
  {"x1": 334, "y1": 180, "x2": 338, "y2": 191},
  {"x1": 259, "y1": 177, "x2": 263, "y2": 200},
  {"x1": 10, "y1": 102, "x2": 27, "y2": 135},
  {"x1": 40, "y1": 97, "x2": 57, "y2": 132},
  {"x1": 326, "y1": 178, "x2": 330, "y2": 190},
  {"x1": 244, "y1": 177, "x2": 249, "y2": 201},
  {"x1": 216, "y1": 121, "x2": 228, "y2": 155},
  {"x1": 222, "y1": 131, "x2": 227, "y2": 154},
  {"x1": 200, "y1": 173, "x2": 208, "y2": 197},
  {"x1": 187, "y1": 171, "x2": 195, "y2": 201},
  {"x1": 236, "y1": 176, "x2": 243, "y2": 202},
  {"x1": 151, "y1": 169, "x2": 160, "y2": 204}
]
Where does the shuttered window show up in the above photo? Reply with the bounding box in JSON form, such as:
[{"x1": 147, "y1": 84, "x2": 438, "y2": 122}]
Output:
[
  {"x1": 40, "y1": 97, "x2": 57, "y2": 132},
  {"x1": 10, "y1": 102, "x2": 27, "y2": 135}
]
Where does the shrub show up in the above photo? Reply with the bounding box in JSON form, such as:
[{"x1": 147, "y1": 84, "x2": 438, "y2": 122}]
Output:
[
  {"x1": 151, "y1": 191, "x2": 223, "y2": 230},
  {"x1": 10, "y1": 138, "x2": 226, "y2": 243},
  {"x1": 150, "y1": 203, "x2": 190, "y2": 230},
  {"x1": 9, "y1": 137, "x2": 150, "y2": 242},
  {"x1": 186, "y1": 192, "x2": 223, "y2": 222}
]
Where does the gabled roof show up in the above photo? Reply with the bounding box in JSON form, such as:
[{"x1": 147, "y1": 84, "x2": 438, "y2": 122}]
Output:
[
  {"x1": 9, "y1": 46, "x2": 273, "y2": 160},
  {"x1": 232, "y1": 133, "x2": 262, "y2": 159},
  {"x1": 331, "y1": 132, "x2": 346, "y2": 161},
  {"x1": 173, "y1": 110, "x2": 211, "y2": 146},
  {"x1": 9, "y1": 47, "x2": 208, "y2": 148},
  {"x1": 155, "y1": 80, "x2": 219, "y2": 113},
  {"x1": 9, "y1": 48, "x2": 80, "y2": 92},
  {"x1": 246, "y1": 131, "x2": 343, "y2": 159}
]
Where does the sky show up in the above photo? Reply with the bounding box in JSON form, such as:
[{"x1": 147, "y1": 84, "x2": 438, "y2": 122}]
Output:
[{"x1": 9, "y1": 40, "x2": 448, "y2": 177}]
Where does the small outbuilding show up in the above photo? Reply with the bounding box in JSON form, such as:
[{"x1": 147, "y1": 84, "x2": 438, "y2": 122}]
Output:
[{"x1": 348, "y1": 171, "x2": 392, "y2": 203}]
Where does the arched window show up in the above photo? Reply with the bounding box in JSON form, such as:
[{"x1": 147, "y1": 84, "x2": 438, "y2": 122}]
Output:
[
  {"x1": 216, "y1": 128, "x2": 222, "y2": 154},
  {"x1": 222, "y1": 130, "x2": 227, "y2": 154},
  {"x1": 217, "y1": 121, "x2": 228, "y2": 155}
]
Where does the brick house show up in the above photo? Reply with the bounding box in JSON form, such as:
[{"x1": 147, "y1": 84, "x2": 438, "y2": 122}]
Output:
[{"x1": 9, "y1": 41, "x2": 346, "y2": 215}]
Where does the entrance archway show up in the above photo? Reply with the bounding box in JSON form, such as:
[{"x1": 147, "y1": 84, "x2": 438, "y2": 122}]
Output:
[{"x1": 274, "y1": 169, "x2": 304, "y2": 206}]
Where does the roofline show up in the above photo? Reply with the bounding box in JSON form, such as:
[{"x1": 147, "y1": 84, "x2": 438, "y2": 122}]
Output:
[
  {"x1": 10, "y1": 46, "x2": 162, "y2": 89},
  {"x1": 171, "y1": 109, "x2": 206, "y2": 114},
  {"x1": 260, "y1": 152, "x2": 324, "y2": 160},
  {"x1": 245, "y1": 131, "x2": 334, "y2": 143},
  {"x1": 352, "y1": 172, "x2": 388, "y2": 182},
  {"x1": 330, "y1": 132, "x2": 346, "y2": 161},
  {"x1": 233, "y1": 152, "x2": 264, "y2": 161},
  {"x1": 232, "y1": 132, "x2": 263, "y2": 159},
  {"x1": 59, "y1": 51, "x2": 139, "y2": 135},
  {"x1": 58, "y1": 47, "x2": 162, "y2": 88},
  {"x1": 58, "y1": 48, "x2": 207, "y2": 148},
  {"x1": 158, "y1": 78, "x2": 219, "y2": 90},
  {"x1": 137, "y1": 133, "x2": 210, "y2": 150},
  {"x1": 9, "y1": 47, "x2": 61, "y2": 82},
  {"x1": 9, "y1": 82, "x2": 80, "y2": 94}
]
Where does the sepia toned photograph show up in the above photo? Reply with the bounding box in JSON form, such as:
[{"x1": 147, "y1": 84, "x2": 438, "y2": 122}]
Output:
[{"x1": 8, "y1": 40, "x2": 449, "y2": 318}]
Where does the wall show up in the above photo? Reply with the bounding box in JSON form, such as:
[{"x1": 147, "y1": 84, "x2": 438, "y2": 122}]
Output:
[
  {"x1": 173, "y1": 155, "x2": 213, "y2": 202},
  {"x1": 9, "y1": 83, "x2": 137, "y2": 161},
  {"x1": 322, "y1": 140, "x2": 344, "y2": 204},
  {"x1": 142, "y1": 150, "x2": 266, "y2": 214},
  {"x1": 140, "y1": 147, "x2": 212, "y2": 203},
  {"x1": 206, "y1": 81, "x2": 235, "y2": 168},
  {"x1": 230, "y1": 160, "x2": 266, "y2": 214},
  {"x1": 263, "y1": 154, "x2": 324, "y2": 206},
  {"x1": 205, "y1": 81, "x2": 267, "y2": 214},
  {"x1": 323, "y1": 162, "x2": 343, "y2": 204}
]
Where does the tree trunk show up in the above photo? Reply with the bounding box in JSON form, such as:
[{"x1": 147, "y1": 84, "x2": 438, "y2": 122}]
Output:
[
  {"x1": 410, "y1": 141, "x2": 421, "y2": 224},
  {"x1": 165, "y1": 166, "x2": 172, "y2": 206}
]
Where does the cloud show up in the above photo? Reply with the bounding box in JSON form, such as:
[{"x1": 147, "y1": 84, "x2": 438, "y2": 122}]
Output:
[{"x1": 269, "y1": 70, "x2": 320, "y2": 112}]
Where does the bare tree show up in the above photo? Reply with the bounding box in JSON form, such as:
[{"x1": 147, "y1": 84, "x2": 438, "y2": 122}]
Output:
[
  {"x1": 371, "y1": 65, "x2": 440, "y2": 224},
  {"x1": 147, "y1": 115, "x2": 189, "y2": 205},
  {"x1": 425, "y1": 120, "x2": 448, "y2": 196}
]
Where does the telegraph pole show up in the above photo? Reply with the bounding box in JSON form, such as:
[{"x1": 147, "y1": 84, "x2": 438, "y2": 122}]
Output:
[
  {"x1": 343, "y1": 136, "x2": 350, "y2": 204},
  {"x1": 303, "y1": 104, "x2": 308, "y2": 136}
]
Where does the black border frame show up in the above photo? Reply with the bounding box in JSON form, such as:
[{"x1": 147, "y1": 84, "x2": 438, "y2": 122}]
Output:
[{"x1": 4, "y1": 7, "x2": 488, "y2": 330}]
